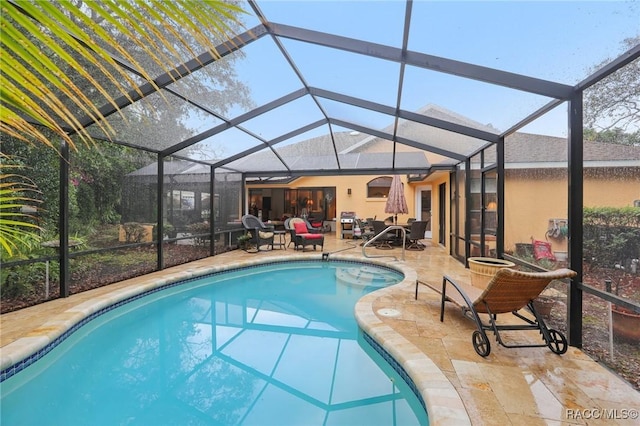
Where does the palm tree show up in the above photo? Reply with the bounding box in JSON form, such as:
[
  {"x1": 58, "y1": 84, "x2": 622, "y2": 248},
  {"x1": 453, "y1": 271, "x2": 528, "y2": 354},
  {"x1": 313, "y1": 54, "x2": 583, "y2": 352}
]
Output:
[{"x1": 0, "y1": 0, "x2": 248, "y2": 255}]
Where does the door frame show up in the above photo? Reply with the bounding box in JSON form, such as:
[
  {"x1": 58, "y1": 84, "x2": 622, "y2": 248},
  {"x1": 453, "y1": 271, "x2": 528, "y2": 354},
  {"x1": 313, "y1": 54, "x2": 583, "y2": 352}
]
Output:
[{"x1": 414, "y1": 185, "x2": 432, "y2": 239}]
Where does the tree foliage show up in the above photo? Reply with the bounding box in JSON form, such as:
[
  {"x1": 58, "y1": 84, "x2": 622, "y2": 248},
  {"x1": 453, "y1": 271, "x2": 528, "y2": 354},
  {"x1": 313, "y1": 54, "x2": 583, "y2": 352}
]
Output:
[
  {"x1": 0, "y1": 1, "x2": 250, "y2": 256},
  {"x1": 584, "y1": 37, "x2": 640, "y2": 133},
  {"x1": 584, "y1": 128, "x2": 640, "y2": 146},
  {"x1": 1, "y1": 0, "x2": 250, "y2": 150}
]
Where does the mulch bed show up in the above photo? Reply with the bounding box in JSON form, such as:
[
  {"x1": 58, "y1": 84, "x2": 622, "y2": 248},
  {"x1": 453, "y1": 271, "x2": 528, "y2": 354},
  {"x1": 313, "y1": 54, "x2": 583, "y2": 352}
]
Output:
[
  {"x1": 545, "y1": 268, "x2": 640, "y2": 391},
  {"x1": 1, "y1": 245, "x2": 211, "y2": 314}
]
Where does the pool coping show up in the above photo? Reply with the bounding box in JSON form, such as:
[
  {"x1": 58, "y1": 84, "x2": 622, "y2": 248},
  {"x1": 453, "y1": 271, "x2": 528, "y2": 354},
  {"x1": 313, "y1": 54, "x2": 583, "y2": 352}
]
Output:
[
  {"x1": 344, "y1": 254, "x2": 471, "y2": 426},
  {"x1": 0, "y1": 253, "x2": 471, "y2": 425}
]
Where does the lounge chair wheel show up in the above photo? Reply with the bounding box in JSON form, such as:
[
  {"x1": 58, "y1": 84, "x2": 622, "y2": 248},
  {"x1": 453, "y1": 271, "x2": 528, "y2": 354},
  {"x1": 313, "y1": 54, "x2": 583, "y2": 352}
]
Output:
[
  {"x1": 472, "y1": 330, "x2": 491, "y2": 357},
  {"x1": 546, "y1": 329, "x2": 568, "y2": 354}
]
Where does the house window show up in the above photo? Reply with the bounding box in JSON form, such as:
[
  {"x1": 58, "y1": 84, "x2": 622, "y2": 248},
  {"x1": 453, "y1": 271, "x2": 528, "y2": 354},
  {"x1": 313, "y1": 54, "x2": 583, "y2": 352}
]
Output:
[
  {"x1": 367, "y1": 176, "x2": 392, "y2": 198},
  {"x1": 171, "y1": 190, "x2": 195, "y2": 211}
]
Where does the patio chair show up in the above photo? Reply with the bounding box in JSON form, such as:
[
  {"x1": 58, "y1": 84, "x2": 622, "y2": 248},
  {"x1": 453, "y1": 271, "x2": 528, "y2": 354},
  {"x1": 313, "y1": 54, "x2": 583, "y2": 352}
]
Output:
[
  {"x1": 241, "y1": 214, "x2": 274, "y2": 253},
  {"x1": 417, "y1": 267, "x2": 576, "y2": 357},
  {"x1": 307, "y1": 212, "x2": 325, "y2": 231},
  {"x1": 284, "y1": 217, "x2": 320, "y2": 248},
  {"x1": 355, "y1": 218, "x2": 375, "y2": 245},
  {"x1": 285, "y1": 217, "x2": 324, "y2": 251},
  {"x1": 371, "y1": 220, "x2": 395, "y2": 250},
  {"x1": 405, "y1": 220, "x2": 428, "y2": 251}
]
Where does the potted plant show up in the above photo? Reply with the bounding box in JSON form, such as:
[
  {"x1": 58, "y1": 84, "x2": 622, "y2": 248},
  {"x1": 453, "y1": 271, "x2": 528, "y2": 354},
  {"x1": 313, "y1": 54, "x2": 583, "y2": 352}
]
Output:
[{"x1": 237, "y1": 233, "x2": 252, "y2": 251}]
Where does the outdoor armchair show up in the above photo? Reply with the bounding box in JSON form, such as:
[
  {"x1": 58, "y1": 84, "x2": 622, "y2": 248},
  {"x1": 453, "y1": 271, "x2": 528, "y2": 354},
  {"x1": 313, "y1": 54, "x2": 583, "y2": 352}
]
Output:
[
  {"x1": 372, "y1": 220, "x2": 396, "y2": 250},
  {"x1": 354, "y1": 218, "x2": 375, "y2": 245},
  {"x1": 285, "y1": 217, "x2": 324, "y2": 251},
  {"x1": 307, "y1": 213, "x2": 325, "y2": 231},
  {"x1": 417, "y1": 267, "x2": 577, "y2": 357},
  {"x1": 241, "y1": 214, "x2": 274, "y2": 253},
  {"x1": 405, "y1": 220, "x2": 428, "y2": 251}
]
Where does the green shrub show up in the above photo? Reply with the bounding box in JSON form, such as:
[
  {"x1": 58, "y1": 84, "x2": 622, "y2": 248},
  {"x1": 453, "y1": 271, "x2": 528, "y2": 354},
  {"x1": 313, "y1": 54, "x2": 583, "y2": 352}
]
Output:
[
  {"x1": 0, "y1": 261, "x2": 56, "y2": 299},
  {"x1": 584, "y1": 206, "x2": 640, "y2": 270},
  {"x1": 153, "y1": 222, "x2": 176, "y2": 240}
]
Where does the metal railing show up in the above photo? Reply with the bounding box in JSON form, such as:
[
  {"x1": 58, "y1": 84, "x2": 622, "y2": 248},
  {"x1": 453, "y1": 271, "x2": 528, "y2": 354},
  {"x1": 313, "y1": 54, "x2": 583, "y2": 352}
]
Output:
[{"x1": 362, "y1": 225, "x2": 407, "y2": 261}]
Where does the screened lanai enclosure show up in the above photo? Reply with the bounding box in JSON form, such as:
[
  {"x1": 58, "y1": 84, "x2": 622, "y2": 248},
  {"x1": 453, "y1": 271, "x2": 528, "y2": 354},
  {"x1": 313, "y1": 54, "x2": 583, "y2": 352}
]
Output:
[{"x1": 2, "y1": 1, "x2": 640, "y2": 387}]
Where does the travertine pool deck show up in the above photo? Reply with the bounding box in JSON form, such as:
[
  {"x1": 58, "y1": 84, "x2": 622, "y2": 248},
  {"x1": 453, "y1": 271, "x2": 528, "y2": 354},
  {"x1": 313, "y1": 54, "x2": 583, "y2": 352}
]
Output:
[{"x1": 2, "y1": 234, "x2": 639, "y2": 425}]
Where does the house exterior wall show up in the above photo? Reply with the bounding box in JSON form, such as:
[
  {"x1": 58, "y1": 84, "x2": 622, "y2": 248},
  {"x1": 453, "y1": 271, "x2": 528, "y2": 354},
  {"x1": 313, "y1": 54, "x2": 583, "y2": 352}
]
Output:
[
  {"x1": 504, "y1": 170, "x2": 569, "y2": 256},
  {"x1": 247, "y1": 166, "x2": 636, "y2": 257},
  {"x1": 247, "y1": 172, "x2": 452, "y2": 249},
  {"x1": 583, "y1": 168, "x2": 640, "y2": 208},
  {"x1": 504, "y1": 167, "x2": 640, "y2": 257},
  {"x1": 263, "y1": 174, "x2": 418, "y2": 223},
  {"x1": 408, "y1": 173, "x2": 449, "y2": 248}
]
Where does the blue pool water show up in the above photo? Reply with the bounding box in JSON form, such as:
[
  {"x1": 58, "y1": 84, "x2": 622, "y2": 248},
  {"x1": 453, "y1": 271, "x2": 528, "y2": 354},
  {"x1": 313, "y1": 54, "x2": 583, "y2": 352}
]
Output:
[{"x1": 1, "y1": 261, "x2": 428, "y2": 425}]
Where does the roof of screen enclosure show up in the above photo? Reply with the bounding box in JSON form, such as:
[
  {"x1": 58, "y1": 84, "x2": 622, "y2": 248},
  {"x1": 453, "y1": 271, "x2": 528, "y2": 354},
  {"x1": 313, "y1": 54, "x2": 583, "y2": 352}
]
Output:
[{"x1": 56, "y1": 1, "x2": 640, "y2": 179}]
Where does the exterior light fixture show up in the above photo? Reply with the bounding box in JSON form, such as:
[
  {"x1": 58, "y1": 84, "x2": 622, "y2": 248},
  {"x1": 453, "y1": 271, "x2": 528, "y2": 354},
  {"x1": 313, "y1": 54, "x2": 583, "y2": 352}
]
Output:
[{"x1": 347, "y1": 188, "x2": 352, "y2": 195}]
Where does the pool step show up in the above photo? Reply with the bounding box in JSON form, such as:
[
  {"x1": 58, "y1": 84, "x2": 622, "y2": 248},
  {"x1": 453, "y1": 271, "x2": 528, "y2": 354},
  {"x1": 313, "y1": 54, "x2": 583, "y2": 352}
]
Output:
[{"x1": 335, "y1": 266, "x2": 398, "y2": 289}]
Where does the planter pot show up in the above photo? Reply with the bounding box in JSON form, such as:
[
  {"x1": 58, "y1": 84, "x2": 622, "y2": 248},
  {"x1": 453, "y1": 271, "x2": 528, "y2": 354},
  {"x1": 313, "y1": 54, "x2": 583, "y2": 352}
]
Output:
[
  {"x1": 533, "y1": 297, "x2": 555, "y2": 317},
  {"x1": 468, "y1": 257, "x2": 516, "y2": 290},
  {"x1": 611, "y1": 305, "x2": 640, "y2": 343}
]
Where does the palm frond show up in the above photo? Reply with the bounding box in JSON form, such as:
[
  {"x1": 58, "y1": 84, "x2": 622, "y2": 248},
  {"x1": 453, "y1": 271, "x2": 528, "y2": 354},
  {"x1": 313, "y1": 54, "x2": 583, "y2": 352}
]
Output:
[{"x1": 1, "y1": 0, "x2": 248, "y2": 149}]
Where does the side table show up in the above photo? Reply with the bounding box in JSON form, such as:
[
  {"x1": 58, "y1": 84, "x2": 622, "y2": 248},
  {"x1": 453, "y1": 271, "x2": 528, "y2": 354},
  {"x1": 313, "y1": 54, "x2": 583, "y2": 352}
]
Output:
[{"x1": 273, "y1": 230, "x2": 287, "y2": 250}]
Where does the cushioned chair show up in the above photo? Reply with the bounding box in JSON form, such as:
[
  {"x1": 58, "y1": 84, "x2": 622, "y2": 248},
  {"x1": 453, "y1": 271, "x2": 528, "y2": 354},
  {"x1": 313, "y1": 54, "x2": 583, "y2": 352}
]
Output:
[
  {"x1": 405, "y1": 220, "x2": 428, "y2": 251},
  {"x1": 241, "y1": 214, "x2": 274, "y2": 253},
  {"x1": 416, "y1": 267, "x2": 577, "y2": 357},
  {"x1": 307, "y1": 213, "x2": 325, "y2": 232},
  {"x1": 285, "y1": 217, "x2": 324, "y2": 251},
  {"x1": 284, "y1": 217, "x2": 318, "y2": 248}
]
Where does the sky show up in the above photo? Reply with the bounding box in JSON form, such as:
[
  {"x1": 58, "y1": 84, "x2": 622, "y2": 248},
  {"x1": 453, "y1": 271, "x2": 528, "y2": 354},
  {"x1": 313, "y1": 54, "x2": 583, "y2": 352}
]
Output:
[
  {"x1": 229, "y1": 1, "x2": 639, "y2": 137},
  {"x1": 159, "y1": 1, "x2": 639, "y2": 161}
]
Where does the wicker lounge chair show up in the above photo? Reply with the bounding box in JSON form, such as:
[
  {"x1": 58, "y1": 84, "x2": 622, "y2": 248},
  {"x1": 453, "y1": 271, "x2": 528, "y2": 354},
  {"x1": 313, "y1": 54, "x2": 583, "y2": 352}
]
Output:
[
  {"x1": 241, "y1": 214, "x2": 274, "y2": 252},
  {"x1": 417, "y1": 267, "x2": 577, "y2": 356},
  {"x1": 285, "y1": 217, "x2": 324, "y2": 251}
]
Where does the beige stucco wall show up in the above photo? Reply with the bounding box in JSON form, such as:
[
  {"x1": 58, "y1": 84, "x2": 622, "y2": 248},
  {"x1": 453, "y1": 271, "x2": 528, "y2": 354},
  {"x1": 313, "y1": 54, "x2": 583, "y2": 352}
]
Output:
[
  {"x1": 257, "y1": 175, "x2": 417, "y2": 222},
  {"x1": 504, "y1": 168, "x2": 640, "y2": 256},
  {"x1": 247, "y1": 167, "x2": 636, "y2": 257},
  {"x1": 247, "y1": 172, "x2": 451, "y2": 249}
]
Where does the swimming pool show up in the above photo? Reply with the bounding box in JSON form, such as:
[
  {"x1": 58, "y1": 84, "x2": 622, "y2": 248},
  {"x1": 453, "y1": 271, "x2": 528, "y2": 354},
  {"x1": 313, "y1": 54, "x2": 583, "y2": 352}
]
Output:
[{"x1": 1, "y1": 260, "x2": 428, "y2": 425}]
